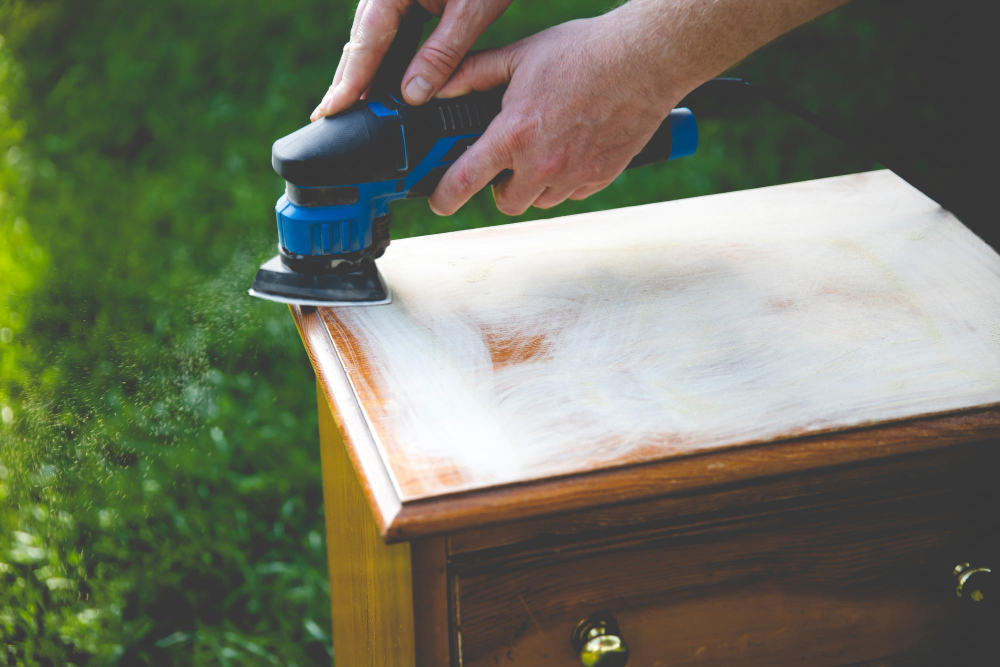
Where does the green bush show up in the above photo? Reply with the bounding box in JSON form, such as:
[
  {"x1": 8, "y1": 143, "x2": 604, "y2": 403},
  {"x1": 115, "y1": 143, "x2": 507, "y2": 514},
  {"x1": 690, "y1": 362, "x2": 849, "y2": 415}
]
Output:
[{"x1": 0, "y1": 0, "x2": 915, "y2": 663}]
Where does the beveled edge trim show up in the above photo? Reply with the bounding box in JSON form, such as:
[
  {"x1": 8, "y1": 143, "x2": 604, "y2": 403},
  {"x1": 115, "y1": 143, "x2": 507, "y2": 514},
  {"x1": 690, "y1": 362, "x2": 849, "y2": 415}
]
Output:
[
  {"x1": 295, "y1": 305, "x2": 1000, "y2": 544},
  {"x1": 291, "y1": 305, "x2": 402, "y2": 534},
  {"x1": 382, "y1": 407, "x2": 1000, "y2": 542}
]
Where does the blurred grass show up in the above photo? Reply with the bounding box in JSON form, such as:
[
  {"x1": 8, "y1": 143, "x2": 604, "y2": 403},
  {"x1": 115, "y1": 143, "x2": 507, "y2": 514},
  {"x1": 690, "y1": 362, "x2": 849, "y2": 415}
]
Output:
[{"x1": 0, "y1": 0, "x2": 931, "y2": 663}]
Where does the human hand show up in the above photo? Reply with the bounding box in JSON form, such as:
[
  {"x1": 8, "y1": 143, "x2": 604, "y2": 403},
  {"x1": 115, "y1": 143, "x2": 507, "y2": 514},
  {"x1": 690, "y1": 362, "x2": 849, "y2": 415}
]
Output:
[
  {"x1": 311, "y1": 0, "x2": 512, "y2": 121},
  {"x1": 429, "y1": 11, "x2": 686, "y2": 215},
  {"x1": 428, "y1": 0, "x2": 851, "y2": 215}
]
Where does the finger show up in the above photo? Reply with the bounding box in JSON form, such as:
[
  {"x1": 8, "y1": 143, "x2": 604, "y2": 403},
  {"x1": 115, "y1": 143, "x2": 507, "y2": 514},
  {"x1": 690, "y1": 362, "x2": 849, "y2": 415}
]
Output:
[
  {"x1": 315, "y1": 0, "x2": 411, "y2": 118},
  {"x1": 311, "y1": 43, "x2": 353, "y2": 121},
  {"x1": 436, "y1": 44, "x2": 518, "y2": 98},
  {"x1": 311, "y1": 0, "x2": 374, "y2": 121},
  {"x1": 429, "y1": 120, "x2": 510, "y2": 215},
  {"x1": 401, "y1": 1, "x2": 509, "y2": 105},
  {"x1": 532, "y1": 186, "x2": 575, "y2": 210},
  {"x1": 331, "y1": 42, "x2": 351, "y2": 89},
  {"x1": 350, "y1": 0, "x2": 373, "y2": 40},
  {"x1": 492, "y1": 171, "x2": 547, "y2": 216},
  {"x1": 569, "y1": 181, "x2": 613, "y2": 201}
]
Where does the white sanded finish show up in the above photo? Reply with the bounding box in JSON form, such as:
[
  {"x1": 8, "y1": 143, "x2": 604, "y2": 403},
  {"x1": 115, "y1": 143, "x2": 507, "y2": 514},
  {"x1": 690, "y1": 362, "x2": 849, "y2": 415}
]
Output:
[{"x1": 320, "y1": 171, "x2": 1000, "y2": 502}]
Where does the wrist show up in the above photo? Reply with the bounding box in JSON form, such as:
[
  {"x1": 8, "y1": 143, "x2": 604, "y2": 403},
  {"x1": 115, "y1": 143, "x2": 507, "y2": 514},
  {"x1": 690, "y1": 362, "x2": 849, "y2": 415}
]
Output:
[
  {"x1": 607, "y1": 0, "x2": 850, "y2": 105},
  {"x1": 595, "y1": 1, "x2": 703, "y2": 112}
]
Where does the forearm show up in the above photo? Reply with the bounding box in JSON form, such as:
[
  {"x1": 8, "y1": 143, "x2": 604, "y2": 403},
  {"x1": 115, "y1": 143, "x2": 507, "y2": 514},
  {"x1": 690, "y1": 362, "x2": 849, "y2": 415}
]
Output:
[
  {"x1": 429, "y1": 0, "x2": 848, "y2": 215},
  {"x1": 611, "y1": 0, "x2": 849, "y2": 102}
]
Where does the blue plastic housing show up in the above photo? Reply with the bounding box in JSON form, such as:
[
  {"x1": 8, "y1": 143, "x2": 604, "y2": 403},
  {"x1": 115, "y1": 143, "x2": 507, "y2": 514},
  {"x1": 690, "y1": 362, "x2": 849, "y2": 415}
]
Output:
[
  {"x1": 276, "y1": 133, "x2": 475, "y2": 256},
  {"x1": 276, "y1": 106, "x2": 698, "y2": 259}
]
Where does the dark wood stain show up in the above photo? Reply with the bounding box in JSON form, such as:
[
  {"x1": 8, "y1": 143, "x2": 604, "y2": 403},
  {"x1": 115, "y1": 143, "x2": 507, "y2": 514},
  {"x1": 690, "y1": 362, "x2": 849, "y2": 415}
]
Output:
[{"x1": 454, "y1": 439, "x2": 1000, "y2": 665}]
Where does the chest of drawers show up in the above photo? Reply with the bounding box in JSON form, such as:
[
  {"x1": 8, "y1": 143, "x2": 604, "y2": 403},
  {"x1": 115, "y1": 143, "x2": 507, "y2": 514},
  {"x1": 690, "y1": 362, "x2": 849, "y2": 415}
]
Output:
[{"x1": 293, "y1": 172, "x2": 1000, "y2": 665}]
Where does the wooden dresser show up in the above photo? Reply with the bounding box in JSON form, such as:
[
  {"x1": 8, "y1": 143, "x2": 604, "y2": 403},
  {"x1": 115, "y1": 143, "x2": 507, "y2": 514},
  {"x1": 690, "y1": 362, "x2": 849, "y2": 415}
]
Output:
[{"x1": 291, "y1": 171, "x2": 1000, "y2": 666}]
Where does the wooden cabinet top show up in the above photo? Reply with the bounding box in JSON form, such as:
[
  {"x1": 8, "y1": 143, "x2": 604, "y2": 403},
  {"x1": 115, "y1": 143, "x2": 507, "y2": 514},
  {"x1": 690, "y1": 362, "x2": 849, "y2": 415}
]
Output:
[{"x1": 293, "y1": 171, "x2": 1000, "y2": 541}]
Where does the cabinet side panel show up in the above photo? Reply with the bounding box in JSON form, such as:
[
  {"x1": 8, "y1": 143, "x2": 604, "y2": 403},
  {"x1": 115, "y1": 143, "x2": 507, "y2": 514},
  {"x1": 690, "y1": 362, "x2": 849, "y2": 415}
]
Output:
[
  {"x1": 319, "y1": 382, "x2": 416, "y2": 666},
  {"x1": 411, "y1": 536, "x2": 451, "y2": 666}
]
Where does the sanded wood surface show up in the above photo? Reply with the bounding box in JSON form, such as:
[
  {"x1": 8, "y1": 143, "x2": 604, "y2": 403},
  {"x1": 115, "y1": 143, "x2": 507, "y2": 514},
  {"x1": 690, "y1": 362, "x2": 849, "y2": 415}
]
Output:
[{"x1": 316, "y1": 171, "x2": 1000, "y2": 505}]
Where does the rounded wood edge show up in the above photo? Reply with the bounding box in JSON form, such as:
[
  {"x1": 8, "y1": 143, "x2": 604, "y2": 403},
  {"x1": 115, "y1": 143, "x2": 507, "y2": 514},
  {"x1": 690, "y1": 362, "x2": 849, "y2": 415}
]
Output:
[
  {"x1": 382, "y1": 406, "x2": 1000, "y2": 542},
  {"x1": 293, "y1": 306, "x2": 1000, "y2": 544},
  {"x1": 291, "y1": 305, "x2": 402, "y2": 534}
]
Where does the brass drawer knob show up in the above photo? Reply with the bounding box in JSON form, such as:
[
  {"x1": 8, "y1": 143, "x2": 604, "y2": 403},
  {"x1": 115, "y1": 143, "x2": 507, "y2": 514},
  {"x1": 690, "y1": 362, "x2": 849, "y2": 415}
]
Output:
[
  {"x1": 571, "y1": 612, "x2": 630, "y2": 667},
  {"x1": 954, "y1": 563, "x2": 992, "y2": 604}
]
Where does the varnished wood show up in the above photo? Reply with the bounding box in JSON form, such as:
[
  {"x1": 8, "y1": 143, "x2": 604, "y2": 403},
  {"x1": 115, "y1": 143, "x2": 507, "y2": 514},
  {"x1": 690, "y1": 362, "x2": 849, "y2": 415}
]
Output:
[
  {"x1": 293, "y1": 171, "x2": 1000, "y2": 540},
  {"x1": 317, "y1": 382, "x2": 452, "y2": 665},
  {"x1": 288, "y1": 306, "x2": 1000, "y2": 541},
  {"x1": 296, "y1": 305, "x2": 401, "y2": 531},
  {"x1": 453, "y1": 439, "x2": 1000, "y2": 665},
  {"x1": 446, "y1": 430, "x2": 1000, "y2": 555},
  {"x1": 317, "y1": 171, "x2": 1000, "y2": 503},
  {"x1": 298, "y1": 171, "x2": 1000, "y2": 665},
  {"x1": 411, "y1": 535, "x2": 451, "y2": 666},
  {"x1": 319, "y1": 382, "x2": 416, "y2": 666}
]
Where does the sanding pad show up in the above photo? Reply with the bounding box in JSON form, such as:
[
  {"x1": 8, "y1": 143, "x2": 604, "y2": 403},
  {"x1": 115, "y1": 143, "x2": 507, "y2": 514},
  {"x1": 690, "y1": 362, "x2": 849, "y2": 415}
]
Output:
[{"x1": 249, "y1": 255, "x2": 392, "y2": 307}]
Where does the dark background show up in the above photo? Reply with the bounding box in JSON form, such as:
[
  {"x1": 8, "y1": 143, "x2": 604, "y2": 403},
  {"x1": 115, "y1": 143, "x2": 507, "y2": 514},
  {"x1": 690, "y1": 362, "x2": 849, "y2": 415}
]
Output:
[{"x1": 0, "y1": 1, "x2": 987, "y2": 663}]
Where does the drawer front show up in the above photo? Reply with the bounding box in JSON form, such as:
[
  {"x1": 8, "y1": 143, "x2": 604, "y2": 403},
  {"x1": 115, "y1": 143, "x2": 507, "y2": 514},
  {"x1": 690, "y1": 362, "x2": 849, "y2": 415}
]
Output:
[{"x1": 453, "y1": 443, "x2": 1000, "y2": 666}]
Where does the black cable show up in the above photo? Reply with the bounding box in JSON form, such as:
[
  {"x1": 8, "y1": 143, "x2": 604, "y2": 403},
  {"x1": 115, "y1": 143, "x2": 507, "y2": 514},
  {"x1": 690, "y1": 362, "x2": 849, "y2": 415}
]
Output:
[{"x1": 683, "y1": 77, "x2": 960, "y2": 219}]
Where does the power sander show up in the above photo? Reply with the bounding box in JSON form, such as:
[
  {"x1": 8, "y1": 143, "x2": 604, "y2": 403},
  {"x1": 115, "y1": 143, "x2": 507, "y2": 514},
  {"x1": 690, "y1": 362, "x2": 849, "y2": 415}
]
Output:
[{"x1": 250, "y1": 7, "x2": 698, "y2": 307}]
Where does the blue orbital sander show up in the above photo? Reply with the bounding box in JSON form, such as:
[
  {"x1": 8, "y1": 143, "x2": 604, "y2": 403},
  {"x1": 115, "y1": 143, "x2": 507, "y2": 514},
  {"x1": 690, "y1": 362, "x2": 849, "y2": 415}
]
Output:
[{"x1": 250, "y1": 6, "x2": 698, "y2": 307}]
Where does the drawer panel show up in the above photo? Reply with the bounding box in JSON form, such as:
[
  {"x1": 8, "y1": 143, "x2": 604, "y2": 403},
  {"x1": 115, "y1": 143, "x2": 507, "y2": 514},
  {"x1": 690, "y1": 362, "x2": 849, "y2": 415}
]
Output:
[{"x1": 453, "y1": 442, "x2": 1000, "y2": 666}]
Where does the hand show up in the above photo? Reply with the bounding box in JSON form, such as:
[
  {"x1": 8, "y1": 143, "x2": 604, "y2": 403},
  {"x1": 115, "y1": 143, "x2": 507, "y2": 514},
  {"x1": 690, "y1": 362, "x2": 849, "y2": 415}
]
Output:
[
  {"x1": 311, "y1": 0, "x2": 512, "y2": 121},
  {"x1": 429, "y1": 12, "x2": 684, "y2": 215},
  {"x1": 429, "y1": 0, "x2": 851, "y2": 215}
]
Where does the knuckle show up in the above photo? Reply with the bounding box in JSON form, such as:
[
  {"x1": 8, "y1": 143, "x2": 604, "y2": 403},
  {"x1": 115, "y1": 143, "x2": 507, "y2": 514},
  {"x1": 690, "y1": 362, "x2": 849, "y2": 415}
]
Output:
[
  {"x1": 346, "y1": 36, "x2": 371, "y2": 55},
  {"x1": 337, "y1": 74, "x2": 365, "y2": 97},
  {"x1": 483, "y1": 143, "x2": 509, "y2": 172},
  {"x1": 417, "y1": 40, "x2": 465, "y2": 77},
  {"x1": 450, "y1": 163, "x2": 477, "y2": 196},
  {"x1": 354, "y1": 5, "x2": 401, "y2": 45},
  {"x1": 533, "y1": 152, "x2": 568, "y2": 181},
  {"x1": 590, "y1": 166, "x2": 620, "y2": 186},
  {"x1": 503, "y1": 116, "x2": 539, "y2": 156},
  {"x1": 449, "y1": 0, "x2": 489, "y2": 25}
]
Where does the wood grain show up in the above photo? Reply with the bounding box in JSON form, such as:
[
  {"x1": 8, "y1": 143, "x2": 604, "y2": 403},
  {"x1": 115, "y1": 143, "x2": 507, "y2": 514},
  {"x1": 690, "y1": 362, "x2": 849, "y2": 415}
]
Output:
[
  {"x1": 446, "y1": 432, "x2": 1000, "y2": 556},
  {"x1": 454, "y1": 439, "x2": 1000, "y2": 665},
  {"x1": 298, "y1": 286, "x2": 1000, "y2": 539},
  {"x1": 318, "y1": 382, "x2": 416, "y2": 666},
  {"x1": 294, "y1": 305, "x2": 401, "y2": 531},
  {"x1": 411, "y1": 536, "x2": 451, "y2": 666},
  {"x1": 318, "y1": 171, "x2": 1000, "y2": 503},
  {"x1": 318, "y1": 384, "x2": 454, "y2": 665}
]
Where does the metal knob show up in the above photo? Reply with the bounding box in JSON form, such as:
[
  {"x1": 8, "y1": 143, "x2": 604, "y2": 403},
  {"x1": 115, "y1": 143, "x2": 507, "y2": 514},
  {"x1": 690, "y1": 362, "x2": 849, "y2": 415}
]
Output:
[
  {"x1": 571, "y1": 612, "x2": 630, "y2": 667},
  {"x1": 955, "y1": 563, "x2": 992, "y2": 604}
]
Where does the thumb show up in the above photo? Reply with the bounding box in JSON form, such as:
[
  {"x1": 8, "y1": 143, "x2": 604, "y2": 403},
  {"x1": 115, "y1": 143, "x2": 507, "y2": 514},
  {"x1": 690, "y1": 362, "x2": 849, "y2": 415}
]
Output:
[
  {"x1": 401, "y1": 1, "x2": 507, "y2": 105},
  {"x1": 436, "y1": 45, "x2": 517, "y2": 99}
]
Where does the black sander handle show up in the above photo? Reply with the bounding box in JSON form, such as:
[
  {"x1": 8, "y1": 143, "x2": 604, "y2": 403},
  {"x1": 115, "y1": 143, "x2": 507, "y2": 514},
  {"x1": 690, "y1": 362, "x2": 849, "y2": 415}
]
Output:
[{"x1": 370, "y1": 5, "x2": 433, "y2": 99}]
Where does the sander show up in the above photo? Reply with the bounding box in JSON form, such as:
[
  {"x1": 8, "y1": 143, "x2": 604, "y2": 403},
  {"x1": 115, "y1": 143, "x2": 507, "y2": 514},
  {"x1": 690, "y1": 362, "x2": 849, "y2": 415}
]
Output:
[{"x1": 250, "y1": 7, "x2": 698, "y2": 307}]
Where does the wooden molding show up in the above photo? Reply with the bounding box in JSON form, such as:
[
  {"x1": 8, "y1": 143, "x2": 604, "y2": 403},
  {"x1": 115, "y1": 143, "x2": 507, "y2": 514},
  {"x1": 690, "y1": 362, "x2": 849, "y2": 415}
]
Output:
[{"x1": 295, "y1": 305, "x2": 1000, "y2": 542}]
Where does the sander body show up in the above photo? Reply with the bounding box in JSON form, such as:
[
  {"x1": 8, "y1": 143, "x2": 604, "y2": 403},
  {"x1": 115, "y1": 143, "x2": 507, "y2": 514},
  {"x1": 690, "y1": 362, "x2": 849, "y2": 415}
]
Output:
[{"x1": 250, "y1": 8, "x2": 698, "y2": 307}]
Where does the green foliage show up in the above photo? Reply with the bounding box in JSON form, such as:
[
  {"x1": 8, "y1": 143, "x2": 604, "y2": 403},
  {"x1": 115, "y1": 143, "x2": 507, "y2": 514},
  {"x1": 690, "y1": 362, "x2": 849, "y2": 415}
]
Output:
[{"x1": 0, "y1": 0, "x2": 907, "y2": 663}]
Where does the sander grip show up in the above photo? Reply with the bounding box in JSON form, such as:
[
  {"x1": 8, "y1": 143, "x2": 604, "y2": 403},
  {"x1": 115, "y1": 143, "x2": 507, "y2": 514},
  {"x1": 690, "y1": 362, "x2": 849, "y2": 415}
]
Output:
[{"x1": 488, "y1": 106, "x2": 698, "y2": 188}]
